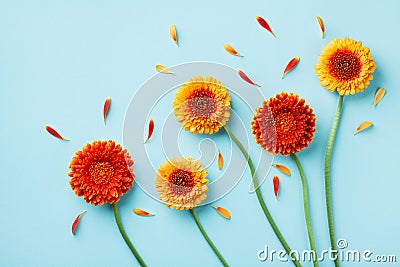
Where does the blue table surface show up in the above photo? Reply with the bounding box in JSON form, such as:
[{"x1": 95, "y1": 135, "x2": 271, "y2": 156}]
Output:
[{"x1": 0, "y1": 0, "x2": 399, "y2": 266}]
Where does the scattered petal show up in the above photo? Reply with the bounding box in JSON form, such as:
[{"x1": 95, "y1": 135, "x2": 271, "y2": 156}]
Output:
[
  {"x1": 72, "y1": 210, "x2": 87, "y2": 235},
  {"x1": 133, "y1": 208, "x2": 154, "y2": 217},
  {"x1": 354, "y1": 121, "x2": 373, "y2": 135},
  {"x1": 103, "y1": 97, "x2": 111, "y2": 125},
  {"x1": 281, "y1": 56, "x2": 300, "y2": 79},
  {"x1": 169, "y1": 24, "x2": 179, "y2": 46},
  {"x1": 373, "y1": 88, "x2": 386, "y2": 107},
  {"x1": 238, "y1": 69, "x2": 261, "y2": 87},
  {"x1": 223, "y1": 44, "x2": 243, "y2": 57},
  {"x1": 256, "y1": 16, "x2": 276, "y2": 38},
  {"x1": 156, "y1": 64, "x2": 173, "y2": 74},
  {"x1": 144, "y1": 118, "x2": 154, "y2": 143},
  {"x1": 212, "y1": 206, "x2": 231, "y2": 219},
  {"x1": 272, "y1": 164, "x2": 291, "y2": 176},
  {"x1": 45, "y1": 125, "x2": 69, "y2": 141},
  {"x1": 273, "y1": 176, "x2": 280, "y2": 200},
  {"x1": 316, "y1": 16, "x2": 325, "y2": 38},
  {"x1": 218, "y1": 150, "x2": 224, "y2": 170}
]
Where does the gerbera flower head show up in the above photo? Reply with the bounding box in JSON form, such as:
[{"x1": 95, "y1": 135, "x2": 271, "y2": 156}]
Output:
[
  {"x1": 173, "y1": 76, "x2": 231, "y2": 134},
  {"x1": 315, "y1": 37, "x2": 376, "y2": 96},
  {"x1": 156, "y1": 156, "x2": 208, "y2": 210},
  {"x1": 251, "y1": 92, "x2": 316, "y2": 156},
  {"x1": 69, "y1": 140, "x2": 134, "y2": 206}
]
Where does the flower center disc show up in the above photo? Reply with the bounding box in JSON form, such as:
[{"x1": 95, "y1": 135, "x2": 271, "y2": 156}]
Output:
[
  {"x1": 89, "y1": 162, "x2": 114, "y2": 185},
  {"x1": 188, "y1": 89, "x2": 217, "y2": 118},
  {"x1": 169, "y1": 169, "x2": 194, "y2": 196},
  {"x1": 275, "y1": 112, "x2": 296, "y2": 135},
  {"x1": 329, "y1": 50, "x2": 362, "y2": 81}
]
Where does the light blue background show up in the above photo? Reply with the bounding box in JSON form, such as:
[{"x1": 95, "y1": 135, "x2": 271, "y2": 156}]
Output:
[{"x1": 0, "y1": 0, "x2": 399, "y2": 266}]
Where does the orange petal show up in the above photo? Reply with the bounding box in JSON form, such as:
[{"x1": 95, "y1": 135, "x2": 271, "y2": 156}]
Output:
[
  {"x1": 144, "y1": 118, "x2": 154, "y2": 143},
  {"x1": 256, "y1": 16, "x2": 276, "y2": 38},
  {"x1": 272, "y1": 164, "x2": 291, "y2": 176},
  {"x1": 281, "y1": 56, "x2": 300, "y2": 79},
  {"x1": 45, "y1": 125, "x2": 69, "y2": 141},
  {"x1": 133, "y1": 208, "x2": 154, "y2": 217},
  {"x1": 273, "y1": 176, "x2": 279, "y2": 201},
  {"x1": 373, "y1": 88, "x2": 385, "y2": 107},
  {"x1": 316, "y1": 16, "x2": 325, "y2": 38},
  {"x1": 72, "y1": 210, "x2": 87, "y2": 235},
  {"x1": 238, "y1": 69, "x2": 261, "y2": 87},
  {"x1": 169, "y1": 24, "x2": 178, "y2": 46},
  {"x1": 156, "y1": 64, "x2": 173, "y2": 74},
  {"x1": 354, "y1": 121, "x2": 373, "y2": 135},
  {"x1": 218, "y1": 150, "x2": 224, "y2": 170},
  {"x1": 212, "y1": 206, "x2": 231, "y2": 219},
  {"x1": 223, "y1": 44, "x2": 243, "y2": 57},
  {"x1": 103, "y1": 97, "x2": 111, "y2": 125}
]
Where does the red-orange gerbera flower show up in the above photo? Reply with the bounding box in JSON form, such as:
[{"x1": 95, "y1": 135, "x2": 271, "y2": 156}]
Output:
[
  {"x1": 69, "y1": 140, "x2": 134, "y2": 206},
  {"x1": 251, "y1": 92, "x2": 316, "y2": 155}
]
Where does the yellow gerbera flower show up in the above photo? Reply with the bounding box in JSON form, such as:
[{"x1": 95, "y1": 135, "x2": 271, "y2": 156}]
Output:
[
  {"x1": 173, "y1": 76, "x2": 231, "y2": 134},
  {"x1": 315, "y1": 37, "x2": 376, "y2": 95},
  {"x1": 155, "y1": 157, "x2": 208, "y2": 210}
]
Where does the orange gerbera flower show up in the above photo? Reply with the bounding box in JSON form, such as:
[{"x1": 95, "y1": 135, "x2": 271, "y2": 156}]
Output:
[
  {"x1": 315, "y1": 37, "x2": 376, "y2": 95},
  {"x1": 69, "y1": 140, "x2": 134, "y2": 206},
  {"x1": 251, "y1": 92, "x2": 316, "y2": 155},
  {"x1": 156, "y1": 157, "x2": 208, "y2": 210},
  {"x1": 173, "y1": 76, "x2": 231, "y2": 134}
]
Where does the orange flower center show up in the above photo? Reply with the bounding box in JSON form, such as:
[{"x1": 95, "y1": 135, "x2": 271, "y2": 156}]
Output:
[
  {"x1": 169, "y1": 169, "x2": 194, "y2": 196},
  {"x1": 188, "y1": 89, "x2": 217, "y2": 118},
  {"x1": 329, "y1": 50, "x2": 362, "y2": 81},
  {"x1": 275, "y1": 112, "x2": 296, "y2": 134},
  {"x1": 88, "y1": 162, "x2": 114, "y2": 185}
]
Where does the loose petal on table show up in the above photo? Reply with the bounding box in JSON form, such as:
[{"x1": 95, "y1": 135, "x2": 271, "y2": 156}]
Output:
[
  {"x1": 45, "y1": 125, "x2": 69, "y2": 141},
  {"x1": 281, "y1": 56, "x2": 300, "y2": 79},
  {"x1": 238, "y1": 69, "x2": 261, "y2": 87},
  {"x1": 72, "y1": 210, "x2": 87, "y2": 235},
  {"x1": 212, "y1": 206, "x2": 231, "y2": 220},
  {"x1": 354, "y1": 121, "x2": 373, "y2": 135}
]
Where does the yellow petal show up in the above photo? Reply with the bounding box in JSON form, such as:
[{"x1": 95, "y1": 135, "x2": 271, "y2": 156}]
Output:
[
  {"x1": 169, "y1": 24, "x2": 178, "y2": 46},
  {"x1": 155, "y1": 64, "x2": 173, "y2": 74},
  {"x1": 373, "y1": 88, "x2": 385, "y2": 107},
  {"x1": 133, "y1": 208, "x2": 154, "y2": 217},
  {"x1": 316, "y1": 16, "x2": 325, "y2": 39},
  {"x1": 272, "y1": 164, "x2": 291, "y2": 176},
  {"x1": 223, "y1": 44, "x2": 243, "y2": 57},
  {"x1": 212, "y1": 206, "x2": 231, "y2": 219},
  {"x1": 218, "y1": 150, "x2": 224, "y2": 170},
  {"x1": 354, "y1": 121, "x2": 373, "y2": 135}
]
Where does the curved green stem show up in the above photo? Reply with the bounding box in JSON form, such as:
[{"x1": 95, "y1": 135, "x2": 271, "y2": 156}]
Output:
[
  {"x1": 324, "y1": 95, "x2": 344, "y2": 267},
  {"x1": 190, "y1": 208, "x2": 229, "y2": 267},
  {"x1": 112, "y1": 203, "x2": 147, "y2": 267},
  {"x1": 291, "y1": 153, "x2": 319, "y2": 267},
  {"x1": 223, "y1": 125, "x2": 302, "y2": 267}
]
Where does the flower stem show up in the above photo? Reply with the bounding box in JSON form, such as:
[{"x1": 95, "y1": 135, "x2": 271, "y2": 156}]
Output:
[
  {"x1": 223, "y1": 125, "x2": 302, "y2": 267},
  {"x1": 291, "y1": 153, "x2": 319, "y2": 267},
  {"x1": 190, "y1": 208, "x2": 229, "y2": 267},
  {"x1": 324, "y1": 95, "x2": 344, "y2": 267},
  {"x1": 112, "y1": 203, "x2": 147, "y2": 267}
]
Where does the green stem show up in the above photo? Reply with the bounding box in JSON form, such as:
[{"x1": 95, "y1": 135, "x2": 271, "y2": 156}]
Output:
[
  {"x1": 324, "y1": 95, "x2": 344, "y2": 267},
  {"x1": 223, "y1": 125, "x2": 302, "y2": 267},
  {"x1": 291, "y1": 153, "x2": 319, "y2": 267},
  {"x1": 112, "y1": 203, "x2": 147, "y2": 267},
  {"x1": 190, "y1": 208, "x2": 229, "y2": 267}
]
